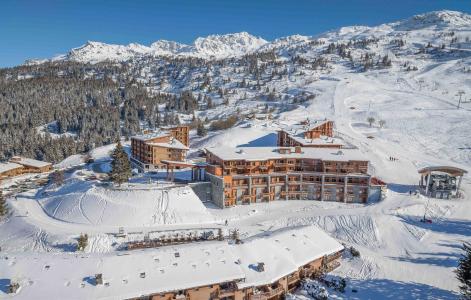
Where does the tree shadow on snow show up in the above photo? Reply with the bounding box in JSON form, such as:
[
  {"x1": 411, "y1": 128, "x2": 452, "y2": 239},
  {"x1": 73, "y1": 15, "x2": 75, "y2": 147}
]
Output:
[
  {"x1": 398, "y1": 215, "x2": 471, "y2": 237},
  {"x1": 82, "y1": 276, "x2": 96, "y2": 286},
  {"x1": 386, "y1": 183, "x2": 417, "y2": 194},
  {"x1": 238, "y1": 133, "x2": 278, "y2": 147},
  {"x1": 0, "y1": 278, "x2": 11, "y2": 294},
  {"x1": 53, "y1": 242, "x2": 77, "y2": 252},
  {"x1": 389, "y1": 251, "x2": 460, "y2": 268},
  {"x1": 346, "y1": 278, "x2": 458, "y2": 300}
]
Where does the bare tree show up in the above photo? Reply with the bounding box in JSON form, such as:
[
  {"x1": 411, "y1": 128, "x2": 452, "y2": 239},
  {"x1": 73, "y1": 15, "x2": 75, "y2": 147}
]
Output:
[
  {"x1": 367, "y1": 117, "x2": 376, "y2": 127},
  {"x1": 456, "y1": 90, "x2": 465, "y2": 109},
  {"x1": 378, "y1": 120, "x2": 386, "y2": 128}
]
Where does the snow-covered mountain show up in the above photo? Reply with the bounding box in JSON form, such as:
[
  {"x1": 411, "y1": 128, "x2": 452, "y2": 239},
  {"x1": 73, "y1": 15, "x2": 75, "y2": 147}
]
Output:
[
  {"x1": 51, "y1": 32, "x2": 268, "y2": 63},
  {"x1": 25, "y1": 10, "x2": 471, "y2": 65}
]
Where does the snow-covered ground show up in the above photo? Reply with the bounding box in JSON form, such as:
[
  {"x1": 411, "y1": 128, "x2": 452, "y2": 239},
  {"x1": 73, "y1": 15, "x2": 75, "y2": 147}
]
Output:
[{"x1": 2, "y1": 9, "x2": 471, "y2": 300}]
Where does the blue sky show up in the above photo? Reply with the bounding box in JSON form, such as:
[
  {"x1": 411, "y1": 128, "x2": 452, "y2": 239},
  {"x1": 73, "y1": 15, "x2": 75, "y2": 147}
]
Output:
[{"x1": 1, "y1": 0, "x2": 470, "y2": 67}]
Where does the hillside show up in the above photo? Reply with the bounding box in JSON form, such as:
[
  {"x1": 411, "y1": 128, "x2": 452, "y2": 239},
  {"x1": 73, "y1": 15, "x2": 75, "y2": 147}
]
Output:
[{"x1": 1, "y1": 10, "x2": 470, "y2": 166}]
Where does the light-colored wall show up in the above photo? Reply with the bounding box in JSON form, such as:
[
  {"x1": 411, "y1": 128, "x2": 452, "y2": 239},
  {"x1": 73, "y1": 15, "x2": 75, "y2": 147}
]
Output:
[{"x1": 206, "y1": 172, "x2": 225, "y2": 208}]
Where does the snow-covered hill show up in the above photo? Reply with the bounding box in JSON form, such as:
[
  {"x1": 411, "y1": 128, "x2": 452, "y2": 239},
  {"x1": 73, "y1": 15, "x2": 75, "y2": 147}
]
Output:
[{"x1": 20, "y1": 10, "x2": 471, "y2": 168}]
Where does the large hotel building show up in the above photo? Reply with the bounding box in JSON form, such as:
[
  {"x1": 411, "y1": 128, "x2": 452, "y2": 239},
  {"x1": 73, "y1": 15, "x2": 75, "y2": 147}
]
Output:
[
  {"x1": 204, "y1": 119, "x2": 383, "y2": 208},
  {"x1": 205, "y1": 146, "x2": 375, "y2": 208},
  {"x1": 130, "y1": 126, "x2": 190, "y2": 171}
]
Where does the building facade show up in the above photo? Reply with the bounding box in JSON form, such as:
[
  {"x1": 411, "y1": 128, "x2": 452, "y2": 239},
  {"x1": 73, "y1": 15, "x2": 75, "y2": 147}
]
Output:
[
  {"x1": 0, "y1": 157, "x2": 52, "y2": 179},
  {"x1": 205, "y1": 146, "x2": 374, "y2": 208},
  {"x1": 131, "y1": 126, "x2": 190, "y2": 171},
  {"x1": 278, "y1": 120, "x2": 344, "y2": 149}
]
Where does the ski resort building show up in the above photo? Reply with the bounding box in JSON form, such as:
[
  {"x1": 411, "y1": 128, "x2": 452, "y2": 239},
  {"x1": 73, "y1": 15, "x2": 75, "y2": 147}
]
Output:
[
  {"x1": 205, "y1": 146, "x2": 376, "y2": 208},
  {"x1": 130, "y1": 126, "x2": 190, "y2": 171},
  {"x1": 0, "y1": 156, "x2": 52, "y2": 179},
  {"x1": 277, "y1": 119, "x2": 344, "y2": 149},
  {"x1": 418, "y1": 166, "x2": 467, "y2": 199},
  {"x1": 1, "y1": 226, "x2": 343, "y2": 300}
]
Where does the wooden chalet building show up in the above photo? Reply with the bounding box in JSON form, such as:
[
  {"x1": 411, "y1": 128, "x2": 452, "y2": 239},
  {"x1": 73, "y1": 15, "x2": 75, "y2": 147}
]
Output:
[
  {"x1": 2, "y1": 226, "x2": 343, "y2": 300},
  {"x1": 205, "y1": 146, "x2": 376, "y2": 208},
  {"x1": 131, "y1": 126, "x2": 190, "y2": 171},
  {"x1": 277, "y1": 119, "x2": 344, "y2": 149},
  {"x1": 0, "y1": 156, "x2": 52, "y2": 179}
]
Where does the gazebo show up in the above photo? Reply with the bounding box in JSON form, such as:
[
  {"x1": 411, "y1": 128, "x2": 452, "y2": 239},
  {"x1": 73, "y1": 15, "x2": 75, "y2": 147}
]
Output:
[{"x1": 418, "y1": 166, "x2": 467, "y2": 199}]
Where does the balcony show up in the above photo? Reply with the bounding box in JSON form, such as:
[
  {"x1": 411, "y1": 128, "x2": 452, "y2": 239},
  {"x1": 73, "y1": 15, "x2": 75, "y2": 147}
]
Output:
[
  {"x1": 287, "y1": 273, "x2": 300, "y2": 285},
  {"x1": 250, "y1": 286, "x2": 285, "y2": 300}
]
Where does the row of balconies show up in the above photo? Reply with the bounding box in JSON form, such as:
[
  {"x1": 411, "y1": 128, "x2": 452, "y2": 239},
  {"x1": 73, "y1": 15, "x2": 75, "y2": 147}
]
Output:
[{"x1": 228, "y1": 177, "x2": 369, "y2": 187}]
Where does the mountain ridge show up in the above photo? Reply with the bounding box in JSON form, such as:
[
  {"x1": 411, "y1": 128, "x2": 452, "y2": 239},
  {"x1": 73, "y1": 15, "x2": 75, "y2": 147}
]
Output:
[{"x1": 23, "y1": 10, "x2": 471, "y2": 65}]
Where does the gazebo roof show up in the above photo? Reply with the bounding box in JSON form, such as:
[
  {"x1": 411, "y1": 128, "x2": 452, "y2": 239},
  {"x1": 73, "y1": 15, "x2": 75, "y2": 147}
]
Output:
[{"x1": 418, "y1": 166, "x2": 467, "y2": 177}]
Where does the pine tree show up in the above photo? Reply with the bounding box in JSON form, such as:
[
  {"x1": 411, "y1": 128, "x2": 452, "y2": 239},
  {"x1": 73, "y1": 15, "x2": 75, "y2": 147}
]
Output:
[
  {"x1": 0, "y1": 190, "x2": 8, "y2": 218},
  {"x1": 109, "y1": 141, "x2": 132, "y2": 185},
  {"x1": 197, "y1": 122, "x2": 207, "y2": 137},
  {"x1": 456, "y1": 242, "x2": 471, "y2": 299},
  {"x1": 217, "y1": 228, "x2": 224, "y2": 241},
  {"x1": 51, "y1": 170, "x2": 65, "y2": 186}
]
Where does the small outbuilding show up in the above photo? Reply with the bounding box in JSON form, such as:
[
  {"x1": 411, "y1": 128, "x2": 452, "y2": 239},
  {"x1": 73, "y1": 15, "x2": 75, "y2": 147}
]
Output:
[{"x1": 418, "y1": 166, "x2": 467, "y2": 199}]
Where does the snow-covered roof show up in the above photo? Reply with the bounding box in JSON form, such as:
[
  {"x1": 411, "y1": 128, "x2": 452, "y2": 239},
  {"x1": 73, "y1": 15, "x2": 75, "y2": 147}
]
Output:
[
  {"x1": 418, "y1": 166, "x2": 467, "y2": 176},
  {"x1": 9, "y1": 156, "x2": 52, "y2": 168},
  {"x1": 147, "y1": 138, "x2": 189, "y2": 150},
  {"x1": 1, "y1": 242, "x2": 245, "y2": 300},
  {"x1": 289, "y1": 135, "x2": 345, "y2": 147},
  {"x1": 0, "y1": 162, "x2": 23, "y2": 174},
  {"x1": 282, "y1": 119, "x2": 330, "y2": 133},
  {"x1": 234, "y1": 225, "x2": 344, "y2": 288},
  {"x1": 131, "y1": 130, "x2": 171, "y2": 141},
  {"x1": 206, "y1": 146, "x2": 367, "y2": 162},
  {"x1": 1, "y1": 226, "x2": 343, "y2": 299}
]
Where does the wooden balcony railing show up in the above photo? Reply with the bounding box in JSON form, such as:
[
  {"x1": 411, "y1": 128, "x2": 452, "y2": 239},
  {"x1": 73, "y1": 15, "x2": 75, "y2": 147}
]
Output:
[
  {"x1": 250, "y1": 286, "x2": 285, "y2": 300},
  {"x1": 287, "y1": 273, "x2": 300, "y2": 284}
]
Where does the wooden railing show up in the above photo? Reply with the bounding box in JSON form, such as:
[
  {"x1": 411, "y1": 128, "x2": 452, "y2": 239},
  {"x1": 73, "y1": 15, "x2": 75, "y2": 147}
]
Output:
[
  {"x1": 287, "y1": 273, "x2": 300, "y2": 284},
  {"x1": 250, "y1": 286, "x2": 284, "y2": 300}
]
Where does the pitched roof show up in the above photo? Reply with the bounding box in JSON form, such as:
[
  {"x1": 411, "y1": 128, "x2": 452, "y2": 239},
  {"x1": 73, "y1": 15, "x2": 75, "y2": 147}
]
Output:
[
  {"x1": 233, "y1": 225, "x2": 344, "y2": 288},
  {"x1": 0, "y1": 162, "x2": 23, "y2": 174},
  {"x1": 9, "y1": 157, "x2": 51, "y2": 168},
  {"x1": 1, "y1": 226, "x2": 343, "y2": 299},
  {"x1": 1, "y1": 242, "x2": 245, "y2": 300},
  {"x1": 418, "y1": 166, "x2": 467, "y2": 176}
]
